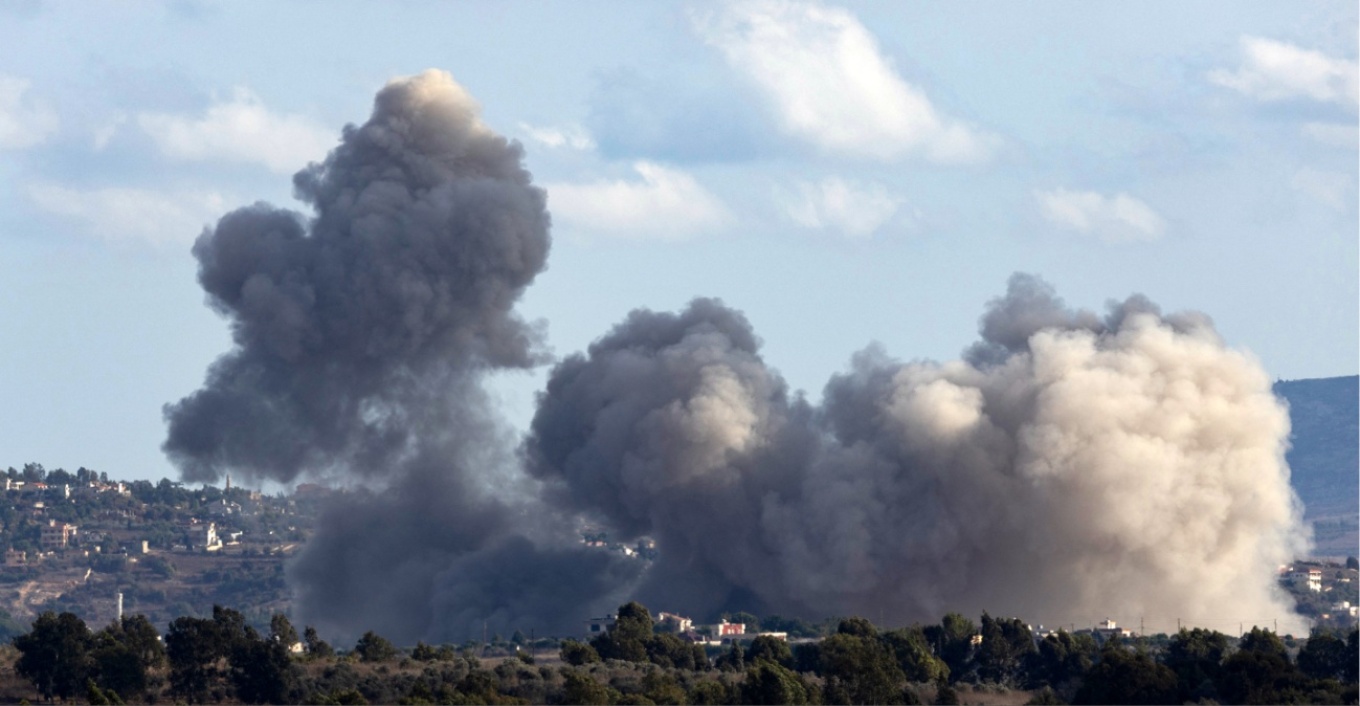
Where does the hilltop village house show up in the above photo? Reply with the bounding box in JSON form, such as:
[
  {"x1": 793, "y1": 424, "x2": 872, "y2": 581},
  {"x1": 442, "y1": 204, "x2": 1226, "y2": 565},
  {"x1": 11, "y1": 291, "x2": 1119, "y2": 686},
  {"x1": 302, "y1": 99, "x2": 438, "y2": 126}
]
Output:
[
  {"x1": 587, "y1": 612, "x2": 788, "y2": 646},
  {"x1": 40, "y1": 520, "x2": 78, "y2": 551},
  {"x1": 1295, "y1": 568, "x2": 1324, "y2": 593}
]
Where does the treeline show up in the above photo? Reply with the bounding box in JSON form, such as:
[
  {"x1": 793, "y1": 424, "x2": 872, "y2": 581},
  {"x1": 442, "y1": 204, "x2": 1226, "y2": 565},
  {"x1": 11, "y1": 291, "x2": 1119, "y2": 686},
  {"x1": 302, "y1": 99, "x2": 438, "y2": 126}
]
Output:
[{"x1": 7, "y1": 602, "x2": 1359, "y2": 705}]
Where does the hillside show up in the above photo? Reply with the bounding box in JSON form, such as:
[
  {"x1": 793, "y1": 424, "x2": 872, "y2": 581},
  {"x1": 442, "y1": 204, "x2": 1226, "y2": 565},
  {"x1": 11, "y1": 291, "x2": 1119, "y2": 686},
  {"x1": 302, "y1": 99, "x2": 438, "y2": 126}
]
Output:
[{"x1": 1276, "y1": 375, "x2": 1359, "y2": 557}]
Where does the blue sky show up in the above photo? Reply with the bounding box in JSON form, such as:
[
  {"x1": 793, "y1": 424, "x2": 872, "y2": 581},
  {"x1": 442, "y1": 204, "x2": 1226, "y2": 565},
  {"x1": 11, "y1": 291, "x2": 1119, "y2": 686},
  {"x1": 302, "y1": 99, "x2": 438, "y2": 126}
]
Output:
[{"x1": 1, "y1": 1, "x2": 1355, "y2": 483}]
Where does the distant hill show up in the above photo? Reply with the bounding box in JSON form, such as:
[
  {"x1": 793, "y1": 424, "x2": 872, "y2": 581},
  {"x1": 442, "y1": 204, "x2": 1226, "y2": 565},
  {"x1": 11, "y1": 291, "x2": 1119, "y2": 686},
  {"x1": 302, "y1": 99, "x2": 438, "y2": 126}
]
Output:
[{"x1": 1275, "y1": 375, "x2": 1358, "y2": 557}]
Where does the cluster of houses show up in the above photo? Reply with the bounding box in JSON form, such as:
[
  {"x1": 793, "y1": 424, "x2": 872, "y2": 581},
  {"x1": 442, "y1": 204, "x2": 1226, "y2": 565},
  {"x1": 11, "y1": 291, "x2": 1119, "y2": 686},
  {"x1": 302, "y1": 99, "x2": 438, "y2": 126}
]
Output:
[
  {"x1": 4, "y1": 478, "x2": 132, "y2": 498},
  {"x1": 0, "y1": 474, "x2": 269, "y2": 570},
  {"x1": 1280, "y1": 562, "x2": 1358, "y2": 621},
  {"x1": 584, "y1": 611, "x2": 789, "y2": 646}
]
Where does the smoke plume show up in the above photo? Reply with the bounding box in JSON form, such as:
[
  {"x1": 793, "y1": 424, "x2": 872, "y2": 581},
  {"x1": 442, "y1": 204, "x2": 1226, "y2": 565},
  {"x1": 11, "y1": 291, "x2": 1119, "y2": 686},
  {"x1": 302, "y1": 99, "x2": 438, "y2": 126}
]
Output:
[
  {"x1": 526, "y1": 274, "x2": 1310, "y2": 635},
  {"x1": 167, "y1": 70, "x2": 1309, "y2": 642},
  {"x1": 163, "y1": 70, "x2": 635, "y2": 643}
]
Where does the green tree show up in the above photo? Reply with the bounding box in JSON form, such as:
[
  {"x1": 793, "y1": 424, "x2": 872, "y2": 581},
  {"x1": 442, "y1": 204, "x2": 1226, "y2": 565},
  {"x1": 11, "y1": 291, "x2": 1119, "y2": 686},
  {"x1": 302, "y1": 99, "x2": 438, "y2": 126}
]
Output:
[
  {"x1": 1072, "y1": 645, "x2": 1178, "y2": 705},
  {"x1": 742, "y1": 660, "x2": 809, "y2": 704},
  {"x1": 1297, "y1": 632, "x2": 1349, "y2": 681},
  {"x1": 165, "y1": 616, "x2": 226, "y2": 704},
  {"x1": 592, "y1": 601, "x2": 653, "y2": 663},
  {"x1": 269, "y1": 613, "x2": 299, "y2": 647},
  {"x1": 231, "y1": 634, "x2": 297, "y2": 704},
  {"x1": 411, "y1": 641, "x2": 437, "y2": 661},
  {"x1": 688, "y1": 679, "x2": 733, "y2": 705},
  {"x1": 924, "y1": 613, "x2": 976, "y2": 683},
  {"x1": 1030, "y1": 630, "x2": 1097, "y2": 689},
  {"x1": 353, "y1": 631, "x2": 397, "y2": 662},
  {"x1": 819, "y1": 619, "x2": 905, "y2": 705},
  {"x1": 882, "y1": 627, "x2": 948, "y2": 684},
  {"x1": 1346, "y1": 629, "x2": 1358, "y2": 683},
  {"x1": 1237, "y1": 626, "x2": 1287, "y2": 659},
  {"x1": 645, "y1": 632, "x2": 699, "y2": 669},
  {"x1": 561, "y1": 669, "x2": 613, "y2": 705},
  {"x1": 91, "y1": 615, "x2": 164, "y2": 702},
  {"x1": 975, "y1": 613, "x2": 1036, "y2": 686},
  {"x1": 304, "y1": 625, "x2": 333, "y2": 658},
  {"x1": 715, "y1": 641, "x2": 746, "y2": 673},
  {"x1": 1214, "y1": 648, "x2": 1309, "y2": 705},
  {"x1": 86, "y1": 678, "x2": 118, "y2": 706},
  {"x1": 561, "y1": 639, "x2": 602, "y2": 666},
  {"x1": 1163, "y1": 627, "x2": 1229, "y2": 700},
  {"x1": 746, "y1": 634, "x2": 794, "y2": 669},
  {"x1": 642, "y1": 670, "x2": 686, "y2": 705},
  {"x1": 13, "y1": 611, "x2": 93, "y2": 703}
]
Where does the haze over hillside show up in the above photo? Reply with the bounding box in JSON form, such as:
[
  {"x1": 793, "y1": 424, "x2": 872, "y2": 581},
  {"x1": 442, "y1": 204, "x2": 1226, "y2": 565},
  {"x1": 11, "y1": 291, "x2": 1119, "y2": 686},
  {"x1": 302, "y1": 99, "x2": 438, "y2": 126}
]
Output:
[{"x1": 1276, "y1": 375, "x2": 1359, "y2": 557}]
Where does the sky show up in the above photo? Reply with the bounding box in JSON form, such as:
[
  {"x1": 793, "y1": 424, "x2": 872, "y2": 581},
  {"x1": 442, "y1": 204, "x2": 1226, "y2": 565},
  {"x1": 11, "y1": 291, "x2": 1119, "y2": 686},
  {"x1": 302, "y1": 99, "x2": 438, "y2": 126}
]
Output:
[{"x1": 0, "y1": 0, "x2": 1355, "y2": 485}]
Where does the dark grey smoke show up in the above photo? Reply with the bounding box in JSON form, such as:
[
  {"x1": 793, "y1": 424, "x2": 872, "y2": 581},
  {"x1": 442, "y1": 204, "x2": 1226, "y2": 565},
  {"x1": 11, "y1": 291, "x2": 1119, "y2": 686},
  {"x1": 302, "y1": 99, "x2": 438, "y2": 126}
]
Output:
[
  {"x1": 167, "y1": 70, "x2": 1307, "y2": 642},
  {"x1": 164, "y1": 69, "x2": 549, "y2": 484},
  {"x1": 164, "y1": 70, "x2": 634, "y2": 643}
]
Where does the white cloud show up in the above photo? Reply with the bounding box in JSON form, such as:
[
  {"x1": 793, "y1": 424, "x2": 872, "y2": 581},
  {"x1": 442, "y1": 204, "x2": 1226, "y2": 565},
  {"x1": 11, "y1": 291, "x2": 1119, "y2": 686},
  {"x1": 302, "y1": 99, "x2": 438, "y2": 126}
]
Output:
[
  {"x1": 780, "y1": 176, "x2": 901, "y2": 237},
  {"x1": 138, "y1": 87, "x2": 335, "y2": 173},
  {"x1": 1291, "y1": 168, "x2": 1355, "y2": 211},
  {"x1": 26, "y1": 182, "x2": 227, "y2": 248},
  {"x1": 1209, "y1": 36, "x2": 1358, "y2": 108},
  {"x1": 518, "y1": 122, "x2": 595, "y2": 150},
  {"x1": 1301, "y1": 121, "x2": 1359, "y2": 150},
  {"x1": 1036, "y1": 188, "x2": 1166, "y2": 243},
  {"x1": 693, "y1": 0, "x2": 995, "y2": 163},
  {"x1": 92, "y1": 112, "x2": 128, "y2": 151},
  {"x1": 0, "y1": 75, "x2": 58, "y2": 150},
  {"x1": 546, "y1": 162, "x2": 729, "y2": 239}
]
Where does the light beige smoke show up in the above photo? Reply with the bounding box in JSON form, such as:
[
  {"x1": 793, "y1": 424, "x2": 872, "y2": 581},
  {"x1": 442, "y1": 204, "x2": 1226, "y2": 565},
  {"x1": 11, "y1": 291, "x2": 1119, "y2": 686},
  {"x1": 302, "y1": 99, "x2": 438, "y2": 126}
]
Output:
[{"x1": 530, "y1": 278, "x2": 1313, "y2": 636}]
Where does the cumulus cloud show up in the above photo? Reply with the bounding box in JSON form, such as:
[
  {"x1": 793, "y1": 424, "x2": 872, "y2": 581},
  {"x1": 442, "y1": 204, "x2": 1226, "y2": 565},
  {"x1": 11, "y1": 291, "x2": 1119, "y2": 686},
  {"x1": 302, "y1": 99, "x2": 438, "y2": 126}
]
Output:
[
  {"x1": 1291, "y1": 168, "x2": 1355, "y2": 211},
  {"x1": 1036, "y1": 188, "x2": 1166, "y2": 243},
  {"x1": 546, "y1": 162, "x2": 730, "y2": 238},
  {"x1": 92, "y1": 113, "x2": 128, "y2": 151},
  {"x1": 138, "y1": 87, "x2": 335, "y2": 173},
  {"x1": 693, "y1": 0, "x2": 995, "y2": 163},
  {"x1": 1209, "y1": 36, "x2": 1359, "y2": 108},
  {"x1": 780, "y1": 176, "x2": 902, "y2": 237},
  {"x1": 0, "y1": 75, "x2": 58, "y2": 149},
  {"x1": 26, "y1": 182, "x2": 226, "y2": 248},
  {"x1": 1301, "y1": 121, "x2": 1359, "y2": 149},
  {"x1": 518, "y1": 122, "x2": 595, "y2": 150}
]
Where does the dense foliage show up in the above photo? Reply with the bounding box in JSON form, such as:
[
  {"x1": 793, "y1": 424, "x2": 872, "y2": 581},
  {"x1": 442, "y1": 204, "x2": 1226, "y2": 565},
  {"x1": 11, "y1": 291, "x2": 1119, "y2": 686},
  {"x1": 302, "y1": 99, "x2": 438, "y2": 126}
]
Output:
[{"x1": 6, "y1": 601, "x2": 1359, "y2": 704}]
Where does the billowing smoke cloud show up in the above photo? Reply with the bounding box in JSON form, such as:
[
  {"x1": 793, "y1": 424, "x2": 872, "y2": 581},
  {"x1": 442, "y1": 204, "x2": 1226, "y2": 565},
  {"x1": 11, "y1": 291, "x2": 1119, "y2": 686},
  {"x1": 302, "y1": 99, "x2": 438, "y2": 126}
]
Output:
[
  {"x1": 168, "y1": 69, "x2": 1309, "y2": 642},
  {"x1": 164, "y1": 70, "x2": 636, "y2": 643},
  {"x1": 527, "y1": 274, "x2": 1310, "y2": 634}
]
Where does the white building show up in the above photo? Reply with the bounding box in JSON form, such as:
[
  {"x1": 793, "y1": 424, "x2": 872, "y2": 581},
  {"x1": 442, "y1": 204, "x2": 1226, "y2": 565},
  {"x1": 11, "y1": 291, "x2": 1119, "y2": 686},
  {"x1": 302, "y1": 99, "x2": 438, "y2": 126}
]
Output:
[
  {"x1": 40, "y1": 520, "x2": 77, "y2": 550},
  {"x1": 200, "y1": 522, "x2": 221, "y2": 551},
  {"x1": 585, "y1": 615, "x2": 616, "y2": 637},
  {"x1": 1292, "y1": 568, "x2": 1323, "y2": 592}
]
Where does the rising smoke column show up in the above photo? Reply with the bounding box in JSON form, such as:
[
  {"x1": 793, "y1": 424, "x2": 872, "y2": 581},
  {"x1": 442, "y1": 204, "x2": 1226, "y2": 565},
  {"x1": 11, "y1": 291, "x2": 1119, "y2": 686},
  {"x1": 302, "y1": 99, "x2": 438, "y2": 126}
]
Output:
[
  {"x1": 164, "y1": 70, "x2": 636, "y2": 643},
  {"x1": 527, "y1": 274, "x2": 1310, "y2": 634},
  {"x1": 166, "y1": 70, "x2": 1309, "y2": 640}
]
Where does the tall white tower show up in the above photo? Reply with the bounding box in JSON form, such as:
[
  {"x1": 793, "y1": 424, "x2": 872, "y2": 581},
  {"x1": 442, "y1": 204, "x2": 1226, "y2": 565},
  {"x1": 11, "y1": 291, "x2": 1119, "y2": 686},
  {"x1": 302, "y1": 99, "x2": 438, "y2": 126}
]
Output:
[{"x1": 116, "y1": 592, "x2": 123, "y2": 621}]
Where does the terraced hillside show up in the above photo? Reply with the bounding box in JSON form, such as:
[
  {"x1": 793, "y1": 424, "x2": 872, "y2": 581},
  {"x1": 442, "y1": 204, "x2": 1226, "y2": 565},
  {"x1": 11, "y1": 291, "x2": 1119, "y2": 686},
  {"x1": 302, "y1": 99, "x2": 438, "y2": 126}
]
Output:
[{"x1": 1276, "y1": 375, "x2": 1359, "y2": 557}]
